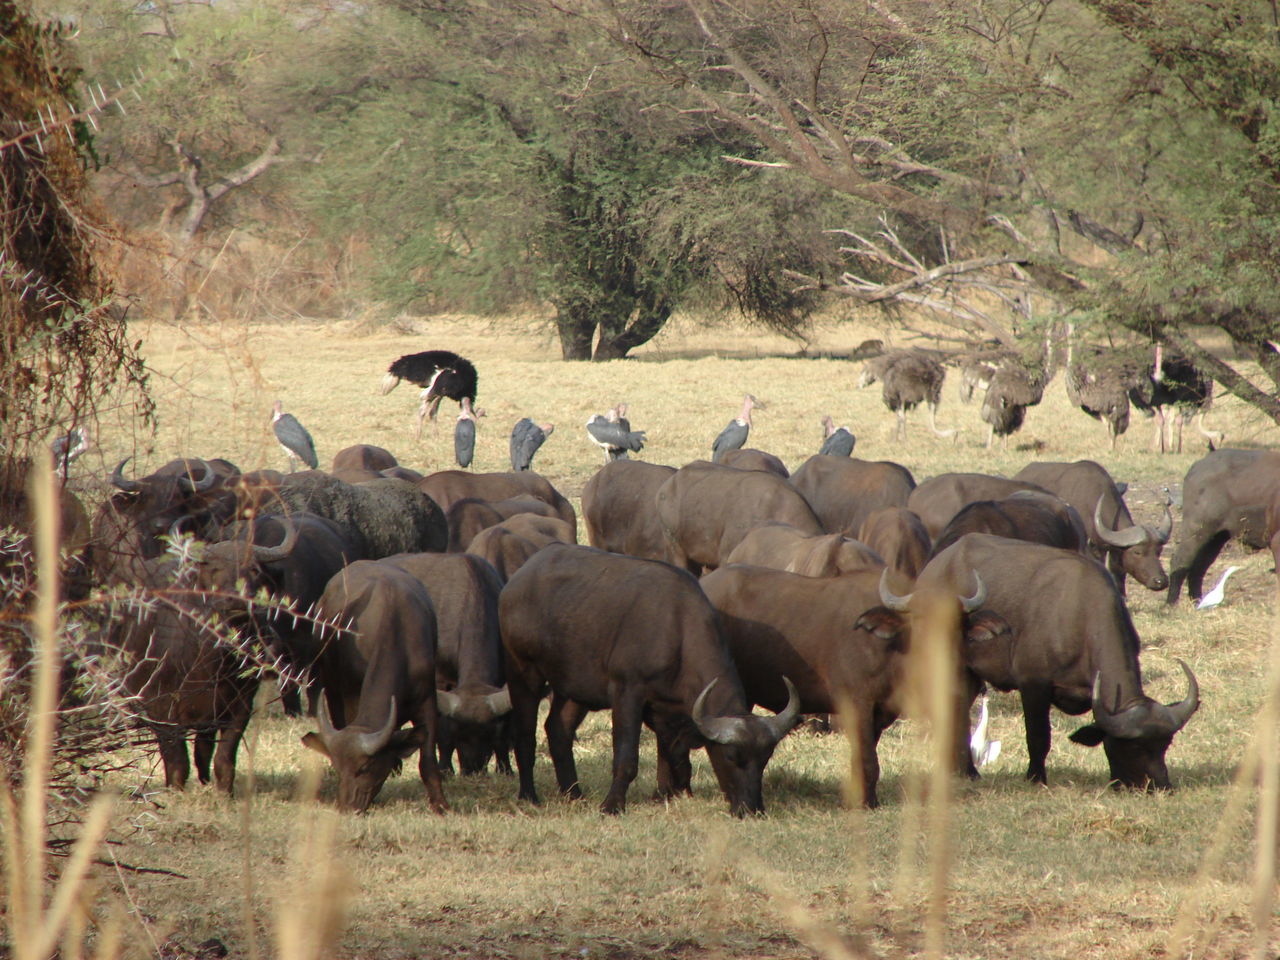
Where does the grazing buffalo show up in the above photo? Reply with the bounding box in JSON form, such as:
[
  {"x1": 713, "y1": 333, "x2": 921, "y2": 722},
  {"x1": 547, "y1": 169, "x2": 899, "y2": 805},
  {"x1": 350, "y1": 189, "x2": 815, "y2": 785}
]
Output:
[
  {"x1": 930, "y1": 491, "x2": 1088, "y2": 558},
  {"x1": 702, "y1": 563, "x2": 1005, "y2": 806},
  {"x1": 656, "y1": 461, "x2": 823, "y2": 574},
  {"x1": 445, "y1": 497, "x2": 562, "y2": 553},
  {"x1": 724, "y1": 523, "x2": 884, "y2": 577},
  {"x1": 718, "y1": 448, "x2": 790, "y2": 478},
  {"x1": 417, "y1": 470, "x2": 576, "y2": 528},
  {"x1": 383, "y1": 553, "x2": 512, "y2": 775},
  {"x1": 789, "y1": 455, "x2": 916, "y2": 536},
  {"x1": 465, "y1": 516, "x2": 574, "y2": 582},
  {"x1": 499, "y1": 544, "x2": 800, "y2": 816},
  {"x1": 907, "y1": 473, "x2": 1049, "y2": 539},
  {"x1": 919, "y1": 533, "x2": 1199, "y2": 788},
  {"x1": 1166, "y1": 449, "x2": 1280, "y2": 603},
  {"x1": 303, "y1": 560, "x2": 448, "y2": 813},
  {"x1": 1014, "y1": 460, "x2": 1170, "y2": 593},
  {"x1": 581, "y1": 460, "x2": 676, "y2": 561},
  {"x1": 266, "y1": 473, "x2": 447, "y2": 559},
  {"x1": 857, "y1": 507, "x2": 932, "y2": 579}
]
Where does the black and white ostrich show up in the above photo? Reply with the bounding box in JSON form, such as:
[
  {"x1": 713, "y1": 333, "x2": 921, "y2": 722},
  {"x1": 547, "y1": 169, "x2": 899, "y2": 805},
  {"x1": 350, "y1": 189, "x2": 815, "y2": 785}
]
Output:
[
  {"x1": 1129, "y1": 344, "x2": 1222, "y2": 452},
  {"x1": 510, "y1": 418, "x2": 554, "y2": 472},
  {"x1": 979, "y1": 360, "x2": 1047, "y2": 449},
  {"x1": 858, "y1": 350, "x2": 953, "y2": 440},
  {"x1": 380, "y1": 350, "x2": 479, "y2": 439},
  {"x1": 586, "y1": 403, "x2": 646, "y2": 461},
  {"x1": 818, "y1": 415, "x2": 856, "y2": 457},
  {"x1": 712, "y1": 394, "x2": 762, "y2": 462}
]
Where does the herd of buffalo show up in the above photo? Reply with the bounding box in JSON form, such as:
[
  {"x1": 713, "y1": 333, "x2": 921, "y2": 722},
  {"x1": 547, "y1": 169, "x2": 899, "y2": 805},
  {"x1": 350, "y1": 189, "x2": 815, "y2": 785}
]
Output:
[{"x1": 39, "y1": 436, "x2": 1280, "y2": 816}]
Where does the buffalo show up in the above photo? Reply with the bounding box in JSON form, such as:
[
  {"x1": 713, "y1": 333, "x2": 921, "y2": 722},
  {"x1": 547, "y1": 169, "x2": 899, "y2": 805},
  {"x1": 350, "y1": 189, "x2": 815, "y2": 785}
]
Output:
[
  {"x1": 907, "y1": 472, "x2": 1049, "y2": 539},
  {"x1": 417, "y1": 470, "x2": 576, "y2": 528},
  {"x1": 723, "y1": 523, "x2": 884, "y2": 577},
  {"x1": 581, "y1": 460, "x2": 676, "y2": 561},
  {"x1": 718, "y1": 448, "x2": 790, "y2": 478},
  {"x1": 789, "y1": 455, "x2": 916, "y2": 537},
  {"x1": 445, "y1": 496, "x2": 562, "y2": 553},
  {"x1": 930, "y1": 491, "x2": 1089, "y2": 558},
  {"x1": 856, "y1": 507, "x2": 932, "y2": 579}
]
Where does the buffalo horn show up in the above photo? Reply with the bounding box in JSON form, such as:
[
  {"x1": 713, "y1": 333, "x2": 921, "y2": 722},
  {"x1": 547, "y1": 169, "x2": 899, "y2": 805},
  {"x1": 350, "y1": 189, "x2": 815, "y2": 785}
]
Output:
[
  {"x1": 1165, "y1": 658, "x2": 1200, "y2": 731},
  {"x1": 251, "y1": 519, "x2": 300, "y2": 563},
  {"x1": 762, "y1": 676, "x2": 802, "y2": 744},
  {"x1": 1153, "y1": 495, "x2": 1174, "y2": 545},
  {"x1": 1093, "y1": 498, "x2": 1147, "y2": 549},
  {"x1": 177, "y1": 459, "x2": 218, "y2": 493},
  {"x1": 485, "y1": 686, "x2": 513, "y2": 717},
  {"x1": 316, "y1": 697, "x2": 339, "y2": 747},
  {"x1": 357, "y1": 697, "x2": 399, "y2": 756},
  {"x1": 691, "y1": 678, "x2": 747, "y2": 745},
  {"x1": 111, "y1": 457, "x2": 141, "y2": 492},
  {"x1": 960, "y1": 572, "x2": 987, "y2": 613},
  {"x1": 878, "y1": 568, "x2": 913, "y2": 611},
  {"x1": 1091, "y1": 659, "x2": 1199, "y2": 738},
  {"x1": 437, "y1": 689, "x2": 462, "y2": 718}
]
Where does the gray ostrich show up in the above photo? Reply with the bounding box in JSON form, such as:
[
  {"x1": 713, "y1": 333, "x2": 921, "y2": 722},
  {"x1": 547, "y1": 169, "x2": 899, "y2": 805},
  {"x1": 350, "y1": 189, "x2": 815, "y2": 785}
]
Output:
[{"x1": 858, "y1": 350, "x2": 954, "y2": 441}]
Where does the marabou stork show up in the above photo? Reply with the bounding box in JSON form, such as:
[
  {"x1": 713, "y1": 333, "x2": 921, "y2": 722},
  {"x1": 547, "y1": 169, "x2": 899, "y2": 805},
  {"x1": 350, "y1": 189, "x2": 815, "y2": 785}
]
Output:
[
  {"x1": 49, "y1": 427, "x2": 91, "y2": 480},
  {"x1": 271, "y1": 401, "x2": 319, "y2": 471},
  {"x1": 818, "y1": 415, "x2": 855, "y2": 457},
  {"x1": 711, "y1": 394, "x2": 762, "y2": 463},
  {"x1": 454, "y1": 399, "x2": 482, "y2": 468},
  {"x1": 380, "y1": 349, "x2": 479, "y2": 439},
  {"x1": 586, "y1": 403, "x2": 646, "y2": 461},
  {"x1": 510, "y1": 418, "x2": 554, "y2": 472}
]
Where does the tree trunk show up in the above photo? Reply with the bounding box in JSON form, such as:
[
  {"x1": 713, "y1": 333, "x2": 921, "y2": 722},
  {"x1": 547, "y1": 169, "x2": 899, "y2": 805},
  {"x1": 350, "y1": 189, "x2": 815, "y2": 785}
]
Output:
[
  {"x1": 555, "y1": 304, "x2": 595, "y2": 360},
  {"x1": 593, "y1": 300, "x2": 673, "y2": 360}
]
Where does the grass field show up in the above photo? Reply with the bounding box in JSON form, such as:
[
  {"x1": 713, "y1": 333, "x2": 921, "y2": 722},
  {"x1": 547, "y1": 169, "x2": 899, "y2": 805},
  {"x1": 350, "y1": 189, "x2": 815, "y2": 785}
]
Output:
[{"x1": 52, "y1": 312, "x2": 1280, "y2": 959}]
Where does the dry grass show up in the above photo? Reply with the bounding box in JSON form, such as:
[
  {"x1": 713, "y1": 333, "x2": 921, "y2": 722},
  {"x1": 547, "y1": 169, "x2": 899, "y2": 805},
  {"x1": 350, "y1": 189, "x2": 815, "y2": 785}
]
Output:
[{"x1": 50, "y1": 311, "x2": 1280, "y2": 958}]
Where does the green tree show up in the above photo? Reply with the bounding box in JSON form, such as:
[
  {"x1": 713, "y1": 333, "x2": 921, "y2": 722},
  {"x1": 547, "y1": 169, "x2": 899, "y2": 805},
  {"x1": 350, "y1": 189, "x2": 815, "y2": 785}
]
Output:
[{"x1": 586, "y1": 0, "x2": 1280, "y2": 418}]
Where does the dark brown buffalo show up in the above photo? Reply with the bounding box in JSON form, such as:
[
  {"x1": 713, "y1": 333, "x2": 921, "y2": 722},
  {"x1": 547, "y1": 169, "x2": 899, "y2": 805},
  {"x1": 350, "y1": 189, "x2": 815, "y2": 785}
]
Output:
[
  {"x1": 302, "y1": 560, "x2": 448, "y2": 813},
  {"x1": 723, "y1": 523, "x2": 884, "y2": 577},
  {"x1": 1014, "y1": 460, "x2": 1171, "y2": 594},
  {"x1": 499, "y1": 543, "x2": 800, "y2": 816},
  {"x1": 331, "y1": 444, "x2": 399, "y2": 475},
  {"x1": 465, "y1": 516, "x2": 575, "y2": 582},
  {"x1": 907, "y1": 472, "x2": 1050, "y2": 539},
  {"x1": 789, "y1": 455, "x2": 917, "y2": 536},
  {"x1": 719, "y1": 448, "x2": 790, "y2": 478},
  {"x1": 383, "y1": 553, "x2": 512, "y2": 775},
  {"x1": 0, "y1": 457, "x2": 94, "y2": 599},
  {"x1": 702, "y1": 563, "x2": 1005, "y2": 806},
  {"x1": 656, "y1": 461, "x2": 823, "y2": 574},
  {"x1": 1167, "y1": 449, "x2": 1280, "y2": 603},
  {"x1": 930, "y1": 491, "x2": 1088, "y2": 558},
  {"x1": 857, "y1": 507, "x2": 932, "y2": 579},
  {"x1": 445, "y1": 497, "x2": 561, "y2": 553},
  {"x1": 581, "y1": 460, "x2": 676, "y2": 561},
  {"x1": 919, "y1": 533, "x2": 1199, "y2": 788},
  {"x1": 417, "y1": 470, "x2": 576, "y2": 528}
]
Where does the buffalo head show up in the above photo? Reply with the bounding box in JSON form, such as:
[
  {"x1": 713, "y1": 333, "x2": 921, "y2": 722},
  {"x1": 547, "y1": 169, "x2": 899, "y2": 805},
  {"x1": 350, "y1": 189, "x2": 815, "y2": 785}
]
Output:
[
  {"x1": 436, "y1": 684, "x2": 513, "y2": 775},
  {"x1": 1093, "y1": 496, "x2": 1172, "y2": 590},
  {"x1": 302, "y1": 697, "x2": 422, "y2": 812},
  {"x1": 693, "y1": 676, "x2": 800, "y2": 817},
  {"x1": 1068, "y1": 659, "x2": 1199, "y2": 790}
]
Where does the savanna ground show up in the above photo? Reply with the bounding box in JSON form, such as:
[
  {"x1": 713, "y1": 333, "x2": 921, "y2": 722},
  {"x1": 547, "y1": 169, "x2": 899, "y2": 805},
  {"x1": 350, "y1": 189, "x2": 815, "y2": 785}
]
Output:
[{"x1": 65, "y1": 311, "x2": 1280, "y2": 960}]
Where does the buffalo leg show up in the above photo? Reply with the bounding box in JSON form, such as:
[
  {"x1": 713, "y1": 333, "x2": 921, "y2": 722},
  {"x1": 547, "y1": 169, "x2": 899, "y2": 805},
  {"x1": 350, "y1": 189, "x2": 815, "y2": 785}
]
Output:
[
  {"x1": 848, "y1": 705, "x2": 882, "y2": 809},
  {"x1": 436, "y1": 716, "x2": 458, "y2": 776},
  {"x1": 648, "y1": 715, "x2": 692, "y2": 799},
  {"x1": 1168, "y1": 529, "x2": 1228, "y2": 603},
  {"x1": 153, "y1": 725, "x2": 191, "y2": 790},
  {"x1": 600, "y1": 689, "x2": 645, "y2": 815},
  {"x1": 545, "y1": 694, "x2": 585, "y2": 800},
  {"x1": 508, "y1": 673, "x2": 544, "y2": 805},
  {"x1": 413, "y1": 696, "x2": 449, "y2": 814},
  {"x1": 1020, "y1": 685, "x2": 1053, "y2": 785},
  {"x1": 1186, "y1": 532, "x2": 1230, "y2": 602},
  {"x1": 193, "y1": 729, "x2": 215, "y2": 784}
]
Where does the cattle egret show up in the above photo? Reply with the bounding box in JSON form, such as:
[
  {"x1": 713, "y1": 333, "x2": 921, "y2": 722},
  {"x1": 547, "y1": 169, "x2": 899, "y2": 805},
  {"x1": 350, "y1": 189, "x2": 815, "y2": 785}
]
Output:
[
  {"x1": 586, "y1": 403, "x2": 645, "y2": 461},
  {"x1": 818, "y1": 415, "x2": 855, "y2": 457},
  {"x1": 510, "y1": 418, "x2": 554, "y2": 472},
  {"x1": 1195, "y1": 565, "x2": 1241, "y2": 610},
  {"x1": 380, "y1": 349, "x2": 479, "y2": 438},
  {"x1": 970, "y1": 693, "x2": 1001, "y2": 769},
  {"x1": 711, "y1": 394, "x2": 761, "y2": 462},
  {"x1": 271, "y1": 401, "x2": 318, "y2": 471}
]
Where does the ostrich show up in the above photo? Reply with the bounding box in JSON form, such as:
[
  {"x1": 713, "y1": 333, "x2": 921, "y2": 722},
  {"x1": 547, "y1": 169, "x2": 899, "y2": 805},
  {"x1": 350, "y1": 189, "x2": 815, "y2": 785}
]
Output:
[
  {"x1": 271, "y1": 401, "x2": 319, "y2": 471},
  {"x1": 858, "y1": 350, "x2": 953, "y2": 440},
  {"x1": 454, "y1": 399, "x2": 482, "y2": 468},
  {"x1": 1064, "y1": 360, "x2": 1139, "y2": 450},
  {"x1": 958, "y1": 356, "x2": 998, "y2": 405},
  {"x1": 1130, "y1": 344, "x2": 1222, "y2": 452},
  {"x1": 818, "y1": 415, "x2": 856, "y2": 457},
  {"x1": 712, "y1": 394, "x2": 763, "y2": 462},
  {"x1": 980, "y1": 360, "x2": 1047, "y2": 449},
  {"x1": 510, "y1": 418, "x2": 554, "y2": 472},
  {"x1": 380, "y1": 350, "x2": 479, "y2": 439},
  {"x1": 586, "y1": 403, "x2": 646, "y2": 461}
]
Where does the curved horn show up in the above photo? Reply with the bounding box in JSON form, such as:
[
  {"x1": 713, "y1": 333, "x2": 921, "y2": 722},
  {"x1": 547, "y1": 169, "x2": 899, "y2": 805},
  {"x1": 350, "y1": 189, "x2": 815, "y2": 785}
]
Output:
[
  {"x1": 1093, "y1": 498, "x2": 1147, "y2": 549},
  {"x1": 960, "y1": 571, "x2": 987, "y2": 613},
  {"x1": 1164, "y1": 658, "x2": 1200, "y2": 731},
  {"x1": 878, "y1": 568, "x2": 913, "y2": 611},
  {"x1": 691, "y1": 678, "x2": 744, "y2": 745},
  {"x1": 1152, "y1": 496, "x2": 1174, "y2": 545},
  {"x1": 485, "y1": 686, "x2": 513, "y2": 717},
  {"x1": 111, "y1": 457, "x2": 141, "y2": 492},
  {"x1": 316, "y1": 697, "x2": 339, "y2": 746},
  {"x1": 761, "y1": 676, "x2": 802, "y2": 744},
  {"x1": 177, "y1": 459, "x2": 218, "y2": 493},
  {"x1": 356, "y1": 697, "x2": 399, "y2": 756},
  {"x1": 437, "y1": 689, "x2": 462, "y2": 718},
  {"x1": 251, "y1": 519, "x2": 300, "y2": 564}
]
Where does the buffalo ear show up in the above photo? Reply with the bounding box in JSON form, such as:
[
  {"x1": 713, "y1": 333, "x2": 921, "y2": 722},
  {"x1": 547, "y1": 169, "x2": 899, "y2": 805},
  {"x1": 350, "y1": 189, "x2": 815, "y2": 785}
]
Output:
[
  {"x1": 965, "y1": 610, "x2": 1011, "y2": 645},
  {"x1": 855, "y1": 607, "x2": 907, "y2": 647},
  {"x1": 390, "y1": 729, "x2": 424, "y2": 759},
  {"x1": 301, "y1": 731, "x2": 331, "y2": 759},
  {"x1": 1068, "y1": 724, "x2": 1106, "y2": 747}
]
